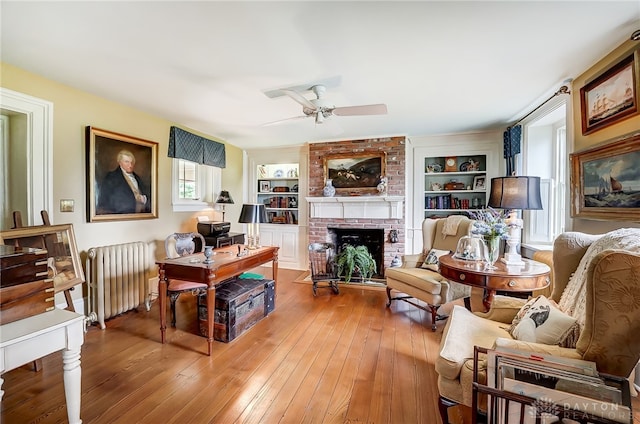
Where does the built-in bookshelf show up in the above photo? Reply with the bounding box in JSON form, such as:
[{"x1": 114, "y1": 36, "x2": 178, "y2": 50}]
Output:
[
  {"x1": 423, "y1": 154, "x2": 487, "y2": 217},
  {"x1": 256, "y1": 163, "x2": 299, "y2": 225}
]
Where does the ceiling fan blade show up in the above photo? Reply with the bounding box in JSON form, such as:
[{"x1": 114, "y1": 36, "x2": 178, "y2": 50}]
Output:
[
  {"x1": 262, "y1": 115, "x2": 310, "y2": 127},
  {"x1": 332, "y1": 104, "x2": 388, "y2": 116},
  {"x1": 281, "y1": 89, "x2": 317, "y2": 111}
]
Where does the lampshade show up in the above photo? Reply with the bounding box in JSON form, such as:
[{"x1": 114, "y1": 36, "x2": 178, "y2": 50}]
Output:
[
  {"x1": 487, "y1": 176, "x2": 542, "y2": 210},
  {"x1": 238, "y1": 204, "x2": 267, "y2": 224},
  {"x1": 215, "y1": 190, "x2": 234, "y2": 204}
]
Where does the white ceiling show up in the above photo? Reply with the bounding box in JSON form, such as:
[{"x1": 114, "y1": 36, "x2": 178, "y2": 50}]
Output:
[{"x1": 2, "y1": 1, "x2": 639, "y2": 150}]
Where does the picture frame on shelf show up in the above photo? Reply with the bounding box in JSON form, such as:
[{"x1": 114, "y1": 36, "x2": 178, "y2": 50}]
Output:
[
  {"x1": 323, "y1": 152, "x2": 386, "y2": 195},
  {"x1": 86, "y1": 126, "x2": 158, "y2": 222},
  {"x1": 259, "y1": 180, "x2": 271, "y2": 192},
  {"x1": 570, "y1": 132, "x2": 640, "y2": 221},
  {"x1": 580, "y1": 51, "x2": 639, "y2": 135},
  {"x1": 473, "y1": 175, "x2": 486, "y2": 190},
  {"x1": 0, "y1": 224, "x2": 85, "y2": 293}
]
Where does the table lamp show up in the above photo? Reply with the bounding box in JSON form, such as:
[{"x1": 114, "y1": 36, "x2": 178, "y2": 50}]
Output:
[
  {"x1": 238, "y1": 203, "x2": 267, "y2": 249},
  {"x1": 487, "y1": 176, "x2": 542, "y2": 266},
  {"x1": 215, "y1": 190, "x2": 234, "y2": 221}
]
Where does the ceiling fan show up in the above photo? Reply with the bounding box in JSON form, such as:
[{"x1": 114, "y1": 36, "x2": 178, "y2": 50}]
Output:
[{"x1": 264, "y1": 83, "x2": 387, "y2": 125}]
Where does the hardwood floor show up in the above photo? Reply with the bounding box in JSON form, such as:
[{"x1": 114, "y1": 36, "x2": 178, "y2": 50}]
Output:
[{"x1": 2, "y1": 268, "x2": 638, "y2": 423}]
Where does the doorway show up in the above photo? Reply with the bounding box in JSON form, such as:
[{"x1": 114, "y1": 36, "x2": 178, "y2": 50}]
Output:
[{"x1": 0, "y1": 88, "x2": 53, "y2": 229}]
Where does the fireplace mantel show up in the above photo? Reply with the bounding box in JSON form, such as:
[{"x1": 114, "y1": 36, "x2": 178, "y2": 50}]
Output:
[{"x1": 306, "y1": 196, "x2": 404, "y2": 219}]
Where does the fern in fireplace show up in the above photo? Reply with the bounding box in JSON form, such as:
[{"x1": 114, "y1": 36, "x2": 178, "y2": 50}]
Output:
[{"x1": 335, "y1": 244, "x2": 377, "y2": 283}]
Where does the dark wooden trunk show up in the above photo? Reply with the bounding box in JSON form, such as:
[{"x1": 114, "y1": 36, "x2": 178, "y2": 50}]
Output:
[{"x1": 198, "y1": 278, "x2": 275, "y2": 342}]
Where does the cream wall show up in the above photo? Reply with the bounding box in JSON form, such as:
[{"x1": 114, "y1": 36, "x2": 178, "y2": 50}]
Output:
[
  {"x1": 1, "y1": 62, "x2": 244, "y2": 306},
  {"x1": 570, "y1": 39, "x2": 640, "y2": 233}
]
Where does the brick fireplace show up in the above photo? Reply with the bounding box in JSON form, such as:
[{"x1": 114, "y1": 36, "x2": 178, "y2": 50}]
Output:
[{"x1": 306, "y1": 136, "x2": 406, "y2": 273}]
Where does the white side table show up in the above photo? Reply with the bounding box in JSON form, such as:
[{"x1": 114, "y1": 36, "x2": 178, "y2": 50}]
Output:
[{"x1": 1, "y1": 309, "x2": 85, "y2": 424}]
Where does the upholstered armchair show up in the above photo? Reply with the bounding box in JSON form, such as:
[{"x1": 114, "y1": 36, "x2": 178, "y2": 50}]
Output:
[
  {"x1": 435, "y1": 229, "x2": 640, "y2": 423},
  {"x1": 385, "y1": 216, "x2": 473, "y2": 331}
]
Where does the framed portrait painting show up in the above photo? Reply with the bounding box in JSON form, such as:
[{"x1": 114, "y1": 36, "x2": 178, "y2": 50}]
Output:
[
  {"x1": 86, "y1": 127, "x2": 158, "y2": 222},
  {"x1": 0, "y1": 224, "x2": 85, "y2": 293},
  {"x1": 570, "y1": 132, "x2": 640, "y2": 221},
  {"x1": 323, "y1": 152, "x2": 387, "y2": 195},
  {"x1": 580, "y1": 51, "x2": 639, "y2": 135}
]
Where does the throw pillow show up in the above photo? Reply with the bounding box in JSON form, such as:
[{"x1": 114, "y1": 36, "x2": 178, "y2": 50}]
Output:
[
  {"x1": 508, "y1": 295, "x2": 580, "y2": 347},
  {"x1": 421, "y1": 248, "x2": 450, "y2": 271}
]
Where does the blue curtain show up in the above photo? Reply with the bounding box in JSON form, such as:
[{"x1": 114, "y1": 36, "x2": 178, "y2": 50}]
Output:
[
  {"x1": 503, "y1": 125, "x2": 521, "y2": 176},
  {"x1": 168, "y1": 126, "x2": 226, "y2": 168}
]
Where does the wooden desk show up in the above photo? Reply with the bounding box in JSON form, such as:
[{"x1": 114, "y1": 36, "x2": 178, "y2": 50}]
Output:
[
  {"x1": 439, "y1": 254, "x2": 550, "y2": 312},
  {"x1": 0, "y1": 309, "x2": 85, "y2": 424},
  {"x1": 156, "y1": 244, "x2": 278, "y2": 355}
]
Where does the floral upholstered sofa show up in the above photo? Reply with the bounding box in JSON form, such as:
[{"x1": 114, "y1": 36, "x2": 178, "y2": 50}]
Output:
[{"x1": 435, "y1": 228, "x2": 640, "y2": 423}]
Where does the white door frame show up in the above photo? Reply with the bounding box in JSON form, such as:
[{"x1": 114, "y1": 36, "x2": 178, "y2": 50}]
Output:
[{"x1": 0, "y1": 88, "x2": 53, "y2": 225}]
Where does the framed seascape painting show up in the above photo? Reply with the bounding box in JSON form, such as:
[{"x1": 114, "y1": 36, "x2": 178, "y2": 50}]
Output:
[
  {"x1": 580, "y1": 51, "x2": 639, "y2": 135},
  {"x1": 570, "y1": 132, "x2": 640, "y2": 221},
  {"x1": 86, "y1": 127, "x2": 158, "y2": 222},
  {"x1": 323, "y1": 152, "x2": 387, "y2": 195},
  {"x1": 0, "y1": 224, "x2": 85, "y2": 293}
]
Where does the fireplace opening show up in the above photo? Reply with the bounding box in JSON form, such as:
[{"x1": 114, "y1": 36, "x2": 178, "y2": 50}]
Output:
[{"x1": 328, "y1": 227, "x2": 385, "y2": 278}]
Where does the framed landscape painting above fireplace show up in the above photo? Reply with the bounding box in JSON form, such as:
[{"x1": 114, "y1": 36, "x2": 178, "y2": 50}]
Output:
[{"x1": 323, "y1": 152, "x2": 386, "y2": 195}]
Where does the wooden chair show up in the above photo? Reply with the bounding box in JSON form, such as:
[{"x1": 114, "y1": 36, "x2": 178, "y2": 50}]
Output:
[
  {"x1": 164, "y1": 232, "x2": 207, "y2": 326},
  {"x1": 308, "y1": 243, "x2": 340, "y2": 296}
]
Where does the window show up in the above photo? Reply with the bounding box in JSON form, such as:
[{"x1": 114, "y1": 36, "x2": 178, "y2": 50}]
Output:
[
  {"x1": 178, "y1": 160, "x2": 198, "y2": 200},
  {"x1": 519, "y1": 102, "x2": 567, "y2": 247},
  {"x1": 172, "y1": 159, "x2": 221, "y2": 212}
]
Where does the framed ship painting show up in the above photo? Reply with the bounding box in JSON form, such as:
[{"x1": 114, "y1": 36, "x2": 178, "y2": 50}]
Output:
[
  {"x1": 580, "y1": 51, "x2": 639, "y2": 135},
  {"x1": 570, "y1": 132, "x2": 640, "y2": 221}
]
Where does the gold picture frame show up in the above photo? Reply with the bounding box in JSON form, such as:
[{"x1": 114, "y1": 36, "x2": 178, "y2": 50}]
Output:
[
  {"x1": 570, "y1": 132, "x2": 640, "y2": 221},
  {"x1": 323, "y1": 152, "x2": 387, "y2": 195},
  {"x1": 580, "y1": 51, "x2": 639, "y2": 135},
  {"x1": 0, "y1": 224, "x2": 85, "y2": 293},
  {"x1": 86, "y1": 126, "x2": 158, "y2": 222}
]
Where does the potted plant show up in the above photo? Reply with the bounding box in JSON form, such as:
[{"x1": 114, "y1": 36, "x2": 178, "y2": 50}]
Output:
[{"x1": 335, "y1": 244, "x2": 377, "y2": 283}]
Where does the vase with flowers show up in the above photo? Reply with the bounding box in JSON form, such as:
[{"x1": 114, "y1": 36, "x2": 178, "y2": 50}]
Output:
[{"x1": 469, "y1": 207, "x2": 509, "y2": 269}]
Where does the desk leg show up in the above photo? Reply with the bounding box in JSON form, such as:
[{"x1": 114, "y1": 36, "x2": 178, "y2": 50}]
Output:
[
  {"x1": 62, "y1": 347, "x2": 82, "y2": 424},
  {"x1": 158, "y1": 267, "x2": 167, "y2": 344},
  {"x1": 206, "y1": 285, "x2": 216, "y2": 356},
  {"x1": 272, "y1": 255, "x2": 278, "y2": 291}
]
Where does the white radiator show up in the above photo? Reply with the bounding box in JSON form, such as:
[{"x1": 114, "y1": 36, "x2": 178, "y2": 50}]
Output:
[{"x1": 86, "y1": 241, "x2": 151, "y2": 329}]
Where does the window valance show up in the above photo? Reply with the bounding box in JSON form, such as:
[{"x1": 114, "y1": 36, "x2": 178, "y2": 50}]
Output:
[{"x1": 168, "y1": 126, "x2": 226, "y2": 168}]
